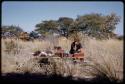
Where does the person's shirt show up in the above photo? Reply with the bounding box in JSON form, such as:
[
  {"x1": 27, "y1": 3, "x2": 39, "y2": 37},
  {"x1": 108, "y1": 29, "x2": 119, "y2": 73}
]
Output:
[{"x1": 69, "y1": 41, "x2": 83, "y2": 54}]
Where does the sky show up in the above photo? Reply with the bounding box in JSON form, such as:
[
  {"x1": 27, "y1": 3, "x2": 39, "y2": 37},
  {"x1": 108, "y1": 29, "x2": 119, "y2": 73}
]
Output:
[{"x1": 2, "y1": 1, "x2": 124, "y2": 35}]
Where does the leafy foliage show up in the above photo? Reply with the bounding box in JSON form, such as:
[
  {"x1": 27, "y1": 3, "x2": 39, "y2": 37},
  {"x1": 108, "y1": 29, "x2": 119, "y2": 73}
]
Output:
[
  {"x1": 35, "y1": 13, "x2": 120, "y2": 39},
  {"x1": 35, "y1": 20, "x2": 59, "y2": 36},
  {"x1": 75, "y1": 13, "x2": 120, "y2": 39},
  {"x1": 2, "y1": 25, "x2": 24, "y2": 38},
  {"x1": 2, "y1": 13, "x2": 120, "y2": 40},
  {"x1": 29, "y1": 31, "x2": 40, "y2": 39},
  {"x1": 58, "y1": 17, "x2": 74, "y2": 38},
  {"x1": 19, "y1": 32, "x2": 31, "y2": 41}
]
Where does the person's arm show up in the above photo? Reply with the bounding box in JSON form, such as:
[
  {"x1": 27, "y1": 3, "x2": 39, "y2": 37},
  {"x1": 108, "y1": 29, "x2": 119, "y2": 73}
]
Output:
[
  {"x1": 80, "y1": 48, "x2": 84, "y2": 53},
  {"x1": 74, "y1": 48, "x2": 84, "y2": 56}
]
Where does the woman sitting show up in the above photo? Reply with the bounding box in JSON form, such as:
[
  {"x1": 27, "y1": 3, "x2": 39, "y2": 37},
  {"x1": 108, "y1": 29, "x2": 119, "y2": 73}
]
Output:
[{"x1": 69, "y1": 37, "x2": 84, "y2": 61}]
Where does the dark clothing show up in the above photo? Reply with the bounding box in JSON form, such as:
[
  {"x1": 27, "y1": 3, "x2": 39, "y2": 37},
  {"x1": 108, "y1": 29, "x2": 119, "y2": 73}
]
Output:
[{"x1": 69, "y1": 41, "x2": 82, "y2": 54}]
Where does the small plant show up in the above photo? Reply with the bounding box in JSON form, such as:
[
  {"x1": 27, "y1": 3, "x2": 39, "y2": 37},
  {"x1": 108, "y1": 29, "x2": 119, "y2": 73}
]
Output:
[
  {"x1": 32, "y1": 48, "x2": 41, "y2": 52},
  {"x1": 4, "y1": 39, "x2": 21, "y2": 54},
  {"x1": 83, "y1": 56, "x2": 122, "y2": 83},
  {"x1": 19, "y1": 32, "x2": 30, "y2": 41}
]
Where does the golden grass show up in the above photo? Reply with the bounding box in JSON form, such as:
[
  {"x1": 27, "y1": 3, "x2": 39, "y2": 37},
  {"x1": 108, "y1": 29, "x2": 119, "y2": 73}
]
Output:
[{"x1": 1, "y1": 37, "x2": 123, "y2": 82}]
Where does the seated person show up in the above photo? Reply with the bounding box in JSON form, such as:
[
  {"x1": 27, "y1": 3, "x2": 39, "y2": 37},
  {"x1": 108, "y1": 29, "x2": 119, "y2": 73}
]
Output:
[
  {"x1": 54, "y1": 46, "x2": 64, "y2": 57},
  {"x1": 69, "y1": 37, "x2": 84, "y2": 61},
  {"x1": 53, "y1": 46, "x2": 69, "y2": 57}
]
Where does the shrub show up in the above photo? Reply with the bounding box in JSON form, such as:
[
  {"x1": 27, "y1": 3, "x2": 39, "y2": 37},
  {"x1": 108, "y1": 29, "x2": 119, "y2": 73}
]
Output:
[{"x1": 4, "y1": 39, "x2": 21, "y2": 54}]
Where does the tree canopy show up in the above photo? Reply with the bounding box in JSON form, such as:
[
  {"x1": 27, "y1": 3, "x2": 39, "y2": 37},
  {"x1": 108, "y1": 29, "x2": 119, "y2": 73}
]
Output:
[
  {"x1": 2, "y1": 25, "x2": 24, "y2": 38},
  {"x1": 2, "y1": 13, "x2": 120, "y2": 40},
  {"x1": 35, "y1": 20, "x2": 59, "y2": 35},
  {"x1": 35, "y1": 13, "x2": 120, "y2": 39}
]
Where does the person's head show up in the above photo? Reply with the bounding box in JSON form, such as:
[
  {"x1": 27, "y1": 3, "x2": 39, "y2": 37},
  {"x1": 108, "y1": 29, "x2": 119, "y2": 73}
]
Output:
[
  {"x1": 54, "y1": 46, "x2": 62, "y2": 50},
  {"x1": 74, "y1": 37, "x2": 80, "y2": 44},
  {"x1": 57, "y1": 46, "x2": 62, "y2": 50},
  {"x1": 54, "y1": 46, "x2": 58, "y2": 50}
]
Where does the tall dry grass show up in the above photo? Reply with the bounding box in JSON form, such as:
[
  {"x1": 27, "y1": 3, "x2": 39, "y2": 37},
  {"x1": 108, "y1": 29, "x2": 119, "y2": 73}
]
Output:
[{"x1": 1, "y1": 37, "x2": 123, "y2": 83}]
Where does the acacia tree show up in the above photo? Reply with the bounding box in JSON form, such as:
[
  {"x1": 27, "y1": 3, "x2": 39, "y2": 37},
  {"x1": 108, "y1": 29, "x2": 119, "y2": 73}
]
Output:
[
  {"x1": 102, "y1": 13, "x2": 120, "y2": 39},
  {"x1": 35, "y1": 13, "x2": 120, "y2": 39},
  {"x1": 35, "y1": 20, "x2": 59, "y2": 36},
  {"x1": 73, "y1": 13, "x2": 120, "y2": 39},
  {"x1": 57, "y1": 17, "x2": 74, "y2": 38}
]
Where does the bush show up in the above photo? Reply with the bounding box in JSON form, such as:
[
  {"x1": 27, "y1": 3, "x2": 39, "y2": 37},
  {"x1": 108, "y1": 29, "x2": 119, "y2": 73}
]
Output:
[{"x1": 4, "y1": 39, "x2": 21, "y2": 54}]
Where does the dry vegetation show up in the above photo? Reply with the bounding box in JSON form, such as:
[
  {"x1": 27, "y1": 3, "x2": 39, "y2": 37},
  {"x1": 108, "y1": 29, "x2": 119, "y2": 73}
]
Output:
[{"x1": 1, "y1": 36, "x2": 123, "y2": 83}]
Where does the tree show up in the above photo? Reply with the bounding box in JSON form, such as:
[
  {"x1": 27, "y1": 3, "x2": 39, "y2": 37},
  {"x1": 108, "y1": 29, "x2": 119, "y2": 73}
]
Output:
[
  {"x1": 35, "y1": 13, "x2": 120, "y2": 39},
  {"x1": 102, "y1": 13, "x2": 120, "y2": 38},
  {"x1": 58, "y1": 17, "x2": 74, "y2": 38},
  {"x1": 116, "y1": 35, "x2": 124, "y2": 40},
  {"x1": 2, "y1": 25, "x2": 24, "y2": 38},
  {"x1": 35, "y1": 20, "x2": 59, "y2": 36},
  {"x1": 75, "y1": 13, "x2": 120, "y2": 39},
  {"x1": 29, "y1": 31, "x2": 40, "y2": 39},
  {"x1": 19, "y1": 32, "x2": 31, "y2": 41}
]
